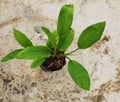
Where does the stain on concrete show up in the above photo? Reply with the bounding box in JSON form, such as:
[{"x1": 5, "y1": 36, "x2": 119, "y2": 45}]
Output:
[
  {"x1": 0, "y1": 0, "x2": 120, "y2": 102},
  {"x1": 92, "y1": 35, "x2": 110, "y2": 50}
]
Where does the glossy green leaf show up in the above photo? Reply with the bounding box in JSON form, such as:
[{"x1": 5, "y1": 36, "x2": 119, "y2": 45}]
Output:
[
  {"x1": 31, "y1": 58, "x2": 45, "y2": 68},
  {"x1": 68, "y1": 60, "x2": 90, "y2": 90},
  {"x1": 57, "y1": 29, "x2": 74, "y2": 51},
  {"x1": 41, "y1": 27, "x2": 58, "y2": 48},
  {"x1": 57, "y1": 4, "x2": 74, "y2": 38},
  {"x1": 46, "y1": 30, "x2": 59, "y2": 48},
  {"x1": 16, "y1": 46, "x2": 50, "y2": 59},
  {"x1": 1, "y1": 49, "x2": 23, "y2": 62},
  {"x1": 52, "y1": 30, "x2": 59, "y2": 44},
  {"x1": 78, "y1": 21, "x2": 106, "y2": 49},
  {"x1": 14, "y1": 29, "x2": 33, "y2": 48},
  {"x1": 41, "y1": 27, "x2": 54, "y2": 46}
]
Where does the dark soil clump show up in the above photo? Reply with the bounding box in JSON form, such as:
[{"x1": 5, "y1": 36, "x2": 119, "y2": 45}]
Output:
[{"x1": 40, "y1": 49, "x2": 66, "y2": 72}]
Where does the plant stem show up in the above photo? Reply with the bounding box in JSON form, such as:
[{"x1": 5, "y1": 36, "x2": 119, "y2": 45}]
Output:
[
  {"x1": 66, "y1": 56, "x2": 71, "y2": 61},
  {"x1": 54, "y1": 48, "x2": 57, "y2": 55},
  {"x1": 65, "y1": 48, "x2": 79, "y2": 55}
]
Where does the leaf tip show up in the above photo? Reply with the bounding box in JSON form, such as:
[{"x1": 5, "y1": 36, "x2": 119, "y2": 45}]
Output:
[
  {"x1": 13, "y1": 28, "x2": 16, "y2": 31},
  {"x1": 1, "y1": 56, "x2": 11, "y2": 62},
  {"x1": 41, "y1": 26, "x2": 45, "y2": 30},
  {"x1": 13, "y1": 29, "x2": 18, "y2": 34},
  {"x1": 13, "y1": 29, "x2": 18, "y2": 37},
  {"x1": 1, "y1": 57, "x2": 11, "y2": 62},
  {"x1": 102, "y1": 21, "x2": 106, "y2": 24},
  {"x1": 30, "y1": 64, "x2": 36, "y2": 69},
  {"x1": 1, "y1": 58, "x2": 5, "y2": 62},
  {"x1": 84, "y1": 85, "x2": 90, "y2": 91},
  {"x1": 30, "y1": 64, "x2": 39, "y2": 69},
  {"x1": 99, "y1": 21, "x2": 106, "y2": 29},
  {"x1": 102, "y1": 21, "x2": 106, "y2": 26},
  {"x1": 64, "y1": 4, "x2": 74, "y2": 8}
]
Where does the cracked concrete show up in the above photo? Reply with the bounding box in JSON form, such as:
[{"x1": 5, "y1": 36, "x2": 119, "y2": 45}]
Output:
[{"x1": 0, "y1": 0, "x2": 120, "y2": 102}]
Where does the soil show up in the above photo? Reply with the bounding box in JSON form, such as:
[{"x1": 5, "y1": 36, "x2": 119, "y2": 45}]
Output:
[{"x1": 40, "y1": 49, "x2": 66, "y2": 72}]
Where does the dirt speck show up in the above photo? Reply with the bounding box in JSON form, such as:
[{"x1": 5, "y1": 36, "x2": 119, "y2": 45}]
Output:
[
  {"x1": 102, "y1": 35, "x2": 110, "y2": 41},
  {"x1": 13, "y1": 87, "x2": 21, "y2": 94},
  {"x1": 92, "y1": 35, "x2": 110, "y2": 49},
  {"x1": 116, "y1": 68, "x2": 120, "y2": 80},
  {"x1": 116, "y1": 61, "x2": 120, "y2": 80},
  {"x1": 31, "y1": 82, "x2": 37, "y2": 87},
  {"x1": 91, "y1": 79, "x2": 120, "y2": 102},
  {"x1": 103, "y1": 47, "x2": 109, "y2": 55},
  {"x1": 92, "y1": 95, "x2": 105, "y2": 102},
  {"x1": 3, "y1": 79, "x2": 11, "y2": 84}
]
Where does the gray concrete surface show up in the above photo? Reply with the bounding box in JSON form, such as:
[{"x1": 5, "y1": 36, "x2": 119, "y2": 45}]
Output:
[{"x1": 0, "y1": 0, "x2": 120, "y2": 102}]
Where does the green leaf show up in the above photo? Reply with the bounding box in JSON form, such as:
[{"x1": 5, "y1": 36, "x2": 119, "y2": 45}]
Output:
[
  {"x1": 46, "y1": 30, "x2": 59, "y2": 48},
  {"x1": 52, "y1": 30, "x2": 59, "y2": 44},
  {"x1": 16, "y1": 46, "x2": 50, "y2": 60},
  {"x1": 57, "y1": 29, "x2": 74, "y2": 51},
  {"x1": 78, "y1": 21, "x2": 106, "y2": 49},
  {"x1": 41, "y1": 27, "x2": 54, "y2": 45},
  {"x1": 41, "y1": 27, "x2": 58, "y2": 48},
  {"x1": 31, "y1": 58, "x2": 45, "y2": 68},
  {"x1": 14, "y1": 29, "x2": 33, "y2": 48},
  {"x1": 68, "y1": 60, "x2": 90, "y2": 90},
  {"x1": 1, "y1": 49, "x2": 23, "y2": 62},
  {"x1": 57, "y1": 4, "x2": 74, "y2": 38}
]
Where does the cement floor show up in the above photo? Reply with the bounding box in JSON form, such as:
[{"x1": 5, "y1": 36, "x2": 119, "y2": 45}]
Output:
[{"x1": 0, "y1": 0, "x2": 120, "y2": 102}]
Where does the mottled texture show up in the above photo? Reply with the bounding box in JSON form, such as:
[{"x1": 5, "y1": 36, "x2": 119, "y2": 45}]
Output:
[{"x1": 0, "y1": 0, "x2": 120, "y2": 102}]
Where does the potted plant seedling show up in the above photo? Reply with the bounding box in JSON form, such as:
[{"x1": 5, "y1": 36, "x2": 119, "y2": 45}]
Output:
[{"x1": 1, "y1": 4, "x2": 106, "y2": 90}]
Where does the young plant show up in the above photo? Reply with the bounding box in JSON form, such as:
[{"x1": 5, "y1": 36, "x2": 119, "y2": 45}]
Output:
[{"x1": 1, "y1": 4, "x2": 106, "y2": 91}]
